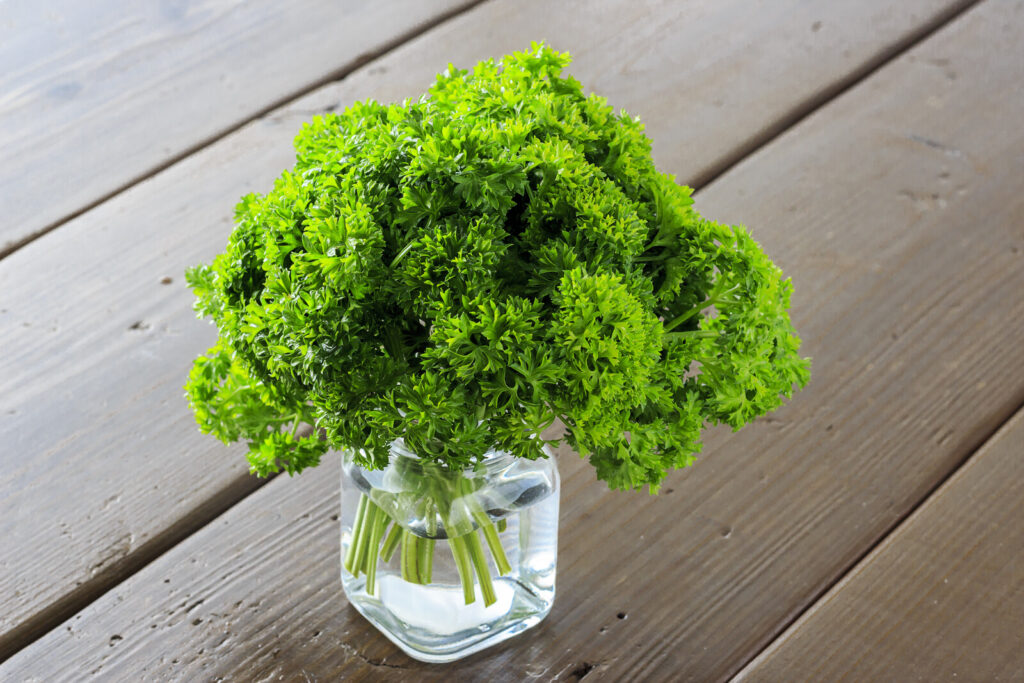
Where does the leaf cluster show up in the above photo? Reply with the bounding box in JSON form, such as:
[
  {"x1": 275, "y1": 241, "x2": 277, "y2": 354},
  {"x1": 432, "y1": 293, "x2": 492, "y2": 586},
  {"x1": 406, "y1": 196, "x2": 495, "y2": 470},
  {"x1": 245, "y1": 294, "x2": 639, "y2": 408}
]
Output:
[{"x1": 186, "y1": 44, "x2": 810, "y2": 490}]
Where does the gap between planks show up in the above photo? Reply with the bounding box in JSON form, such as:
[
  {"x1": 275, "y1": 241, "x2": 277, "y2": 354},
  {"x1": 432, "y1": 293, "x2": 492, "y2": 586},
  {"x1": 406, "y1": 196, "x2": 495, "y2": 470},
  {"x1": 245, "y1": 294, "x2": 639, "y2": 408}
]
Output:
[
  {"x1": 0, "y1": 472, "x2": 272, "y2": 663},
  {"x1": 728, "y1": 388, "x2": 1024, "y2": 682},
  {"x1": 0, "y1": 0, "x2": 490, "y2": 263},
  {"x1": 0, "y1": 0, "x2": 986, "y2": 667},
  {"x1": 732, "y1": 399, "x2": 1024, "y2": 680},
  {"x1": 0, "y1": 0, "x2": 486, "y2": 662},
  {"x1": 700, "y1": 0, "x2": 1024, "y2": 676},
  {"x1": 693, "y1": 0, "x2": 982, "y2": 190}
]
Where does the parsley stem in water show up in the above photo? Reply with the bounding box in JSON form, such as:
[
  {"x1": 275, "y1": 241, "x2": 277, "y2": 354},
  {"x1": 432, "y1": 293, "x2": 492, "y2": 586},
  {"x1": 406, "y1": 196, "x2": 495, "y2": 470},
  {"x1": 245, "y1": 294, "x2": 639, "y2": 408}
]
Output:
[{"x1": 346, "y1": 483, "x2": 507, "y2": 606}]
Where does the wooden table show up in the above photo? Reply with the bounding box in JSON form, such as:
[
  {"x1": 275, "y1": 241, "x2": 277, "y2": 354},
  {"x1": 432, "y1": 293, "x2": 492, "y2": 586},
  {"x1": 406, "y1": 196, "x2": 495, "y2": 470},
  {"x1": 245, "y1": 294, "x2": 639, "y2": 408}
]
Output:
[{"x1": 2, "y1": 1, "x2": 1021, "y2": 680}]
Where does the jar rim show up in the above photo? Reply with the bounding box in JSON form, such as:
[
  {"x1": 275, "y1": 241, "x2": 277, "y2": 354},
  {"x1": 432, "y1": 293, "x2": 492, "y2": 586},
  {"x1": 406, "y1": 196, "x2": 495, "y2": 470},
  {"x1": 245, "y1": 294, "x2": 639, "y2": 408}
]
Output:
[
  {"x1": 346, "y1": 438, "x2": 541, "y2": 476},
  {"x1": 392, "y1": 438, "x2": 521, "y2": 471}
]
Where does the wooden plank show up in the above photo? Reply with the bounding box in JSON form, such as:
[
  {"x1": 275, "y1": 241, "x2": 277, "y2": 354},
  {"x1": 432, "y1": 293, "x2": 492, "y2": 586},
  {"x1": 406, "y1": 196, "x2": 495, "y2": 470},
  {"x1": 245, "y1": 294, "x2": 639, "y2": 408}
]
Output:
[
  {"x1": 0, "y1": 0, "x2": 478, "y2": 256},
  {"x1": 735, "y1": 409, "x2": 1024, "y2": 681},
  {"x1": 0, "y1": 0, "x2": 992, "y2": 669},
  {"x1": 3, "y1": 0, "x2": 1020, "y2": 678}
]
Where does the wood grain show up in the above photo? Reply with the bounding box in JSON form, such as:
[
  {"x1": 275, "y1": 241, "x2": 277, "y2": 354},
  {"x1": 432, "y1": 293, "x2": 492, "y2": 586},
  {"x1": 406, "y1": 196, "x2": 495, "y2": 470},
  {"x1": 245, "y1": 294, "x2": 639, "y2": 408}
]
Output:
[
  {"x1": 0, "y1": 0, "x2": 972, "y2": 660},
  {"x1": 2, "y1": 0, "x2": 1020, "y2": 679},
  {"x1": 735, "y1": 409, "x2": 1024, "y2": 681},
  {"x1": 0, "y1": 0, "x2": 478, "y2": 256}
]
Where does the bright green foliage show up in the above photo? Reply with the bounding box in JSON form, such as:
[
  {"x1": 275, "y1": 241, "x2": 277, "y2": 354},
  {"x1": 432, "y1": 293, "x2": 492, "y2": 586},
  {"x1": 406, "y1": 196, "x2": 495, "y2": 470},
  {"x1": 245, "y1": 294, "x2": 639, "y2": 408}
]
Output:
[{"x1": 186, "y1": 44, "x2": 810, "y2": 491}]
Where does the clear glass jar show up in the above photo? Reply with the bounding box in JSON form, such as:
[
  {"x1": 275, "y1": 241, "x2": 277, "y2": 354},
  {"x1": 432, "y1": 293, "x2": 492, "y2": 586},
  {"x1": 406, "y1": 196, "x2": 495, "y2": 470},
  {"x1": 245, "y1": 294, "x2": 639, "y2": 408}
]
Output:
[{"x1": 339, "y1": 440, "x2": 559, "y2": 663}]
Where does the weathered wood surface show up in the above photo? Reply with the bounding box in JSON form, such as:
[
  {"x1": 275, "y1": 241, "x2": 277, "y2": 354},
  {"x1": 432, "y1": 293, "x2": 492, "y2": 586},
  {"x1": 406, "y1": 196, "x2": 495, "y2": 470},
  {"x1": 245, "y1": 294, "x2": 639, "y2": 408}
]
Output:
[
  {"x1": 0, "y1": 0, "x2": 972, "y2": 663},
  {"x1": 735, "y1": 409, "x2": 1024, "y2": 681},
  {"x1": 4, "y1": 0, "x2": 1020, "y2": 678},
  {"x1": 0, "y1": 0, "x2": 477, "y2": 256}
]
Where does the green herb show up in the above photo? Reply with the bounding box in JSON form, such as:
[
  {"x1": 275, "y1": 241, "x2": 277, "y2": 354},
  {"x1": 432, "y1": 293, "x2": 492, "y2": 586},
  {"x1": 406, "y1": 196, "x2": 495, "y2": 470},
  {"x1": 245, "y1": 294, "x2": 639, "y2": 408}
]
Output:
[
  {"x1": 342, "y1": 458, "x2": 513, "y2": 606},
  {"x1": 185, "y1": 43, "x2": 809, "y2": 493}
]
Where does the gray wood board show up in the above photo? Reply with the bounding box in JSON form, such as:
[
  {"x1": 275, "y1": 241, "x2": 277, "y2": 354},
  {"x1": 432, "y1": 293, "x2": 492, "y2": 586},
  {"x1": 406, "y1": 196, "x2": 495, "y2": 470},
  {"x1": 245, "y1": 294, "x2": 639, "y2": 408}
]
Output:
[
  {"x1": 735, "y1": 408, "x2": 1024, "y2": 681},
  {"x1": 0, "y1": 0, "x2": 478, "y2": 255},
  {"x1": 3, "y1": 0, "x2": 972, "y2": 655},
  {"x1": 3, "y1": 0, "x2": 1021, "y2": 678},
  {"x1": 0, "y1": 0, "x2": 979, "y2": 654}
]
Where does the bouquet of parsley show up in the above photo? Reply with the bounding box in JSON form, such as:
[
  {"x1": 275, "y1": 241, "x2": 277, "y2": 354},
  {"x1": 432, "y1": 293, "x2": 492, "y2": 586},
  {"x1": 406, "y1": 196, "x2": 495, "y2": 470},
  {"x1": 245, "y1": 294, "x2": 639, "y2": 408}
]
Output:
[{"x1": 186, "y1": 44, "x2": 809, "y2": 603}]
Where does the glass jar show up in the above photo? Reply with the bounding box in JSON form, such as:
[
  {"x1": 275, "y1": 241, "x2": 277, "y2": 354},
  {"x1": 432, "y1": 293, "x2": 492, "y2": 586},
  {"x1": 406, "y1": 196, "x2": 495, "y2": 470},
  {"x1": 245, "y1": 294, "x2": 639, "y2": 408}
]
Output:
[{"x1": 339, "y1": 440, "x2": 559, "y2": 663}]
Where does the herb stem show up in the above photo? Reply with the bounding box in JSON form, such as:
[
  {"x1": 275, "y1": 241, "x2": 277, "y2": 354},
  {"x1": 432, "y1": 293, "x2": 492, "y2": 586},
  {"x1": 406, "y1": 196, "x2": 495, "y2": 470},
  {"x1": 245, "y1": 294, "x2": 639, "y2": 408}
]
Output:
[
  {"x1": 401, "y1": 529, "x2": 419, "y2": 584},
  {"x1": 462, "y1": 483, "x2": 509, "y2": 573},
  {"x1": 364, "y1": 504, "x2": 386, "y2": 594},
  {"x1": 380, "y1": 522, "x2": 402, "y2": 562},
  {"x1": 663, "y1": 298, "x2": 716, "y2": 331},
  {"x1": 480, "y1": 521, "x2": 510, "y2": 575},
  {"x1": 345, "y1": 471, "x2": 512, "y2": 606},
  {"x1": 663, "y1": 281, "x2": 744, "y2": 333},
  {"x1": 344, "y1": 495, "x2": 368, "y2": 574},
  {"x1": 662, "y1": 330, "x2": 720, "y2": 345},
  {"x1": 419, "y1": 537, "x2": 435, "y2": 584},
  {"x1": 449, "y1": 534, "x2": 476, "y2": 605},
  {"x1": 465, "y1": 530, "x2": 498, "y2": 607},
  {"x1": 462, "y1": 477, "x2": 511, "y2": 576},
  {"x1": 352, "y1": 497, "x2": 375, "y2": 577},
  {"x1": 422, "y1": 501, "x2": 438, "y2": 584}
]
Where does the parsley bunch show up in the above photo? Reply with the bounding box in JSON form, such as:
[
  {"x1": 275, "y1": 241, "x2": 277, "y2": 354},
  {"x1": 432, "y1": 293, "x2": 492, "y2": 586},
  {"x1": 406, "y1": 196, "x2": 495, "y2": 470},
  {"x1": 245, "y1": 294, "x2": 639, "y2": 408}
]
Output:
[{"x1": 186, "y1": 44, "x2": 809, "y2": 492}]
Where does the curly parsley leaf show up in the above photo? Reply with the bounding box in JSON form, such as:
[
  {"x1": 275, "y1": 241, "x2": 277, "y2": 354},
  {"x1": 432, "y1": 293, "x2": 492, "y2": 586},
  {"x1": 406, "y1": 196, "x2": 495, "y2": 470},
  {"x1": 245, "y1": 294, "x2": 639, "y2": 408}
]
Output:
[{"x1": 185, "y1": 43, "x2": 810, "y2": 491}]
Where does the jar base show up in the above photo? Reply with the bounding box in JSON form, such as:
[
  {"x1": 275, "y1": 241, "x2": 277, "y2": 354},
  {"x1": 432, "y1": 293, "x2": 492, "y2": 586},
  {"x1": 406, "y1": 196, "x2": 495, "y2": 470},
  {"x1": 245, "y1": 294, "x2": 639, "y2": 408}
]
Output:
[{"x1": 344, "y1": 573, "x2": 554, "y2": 663}]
